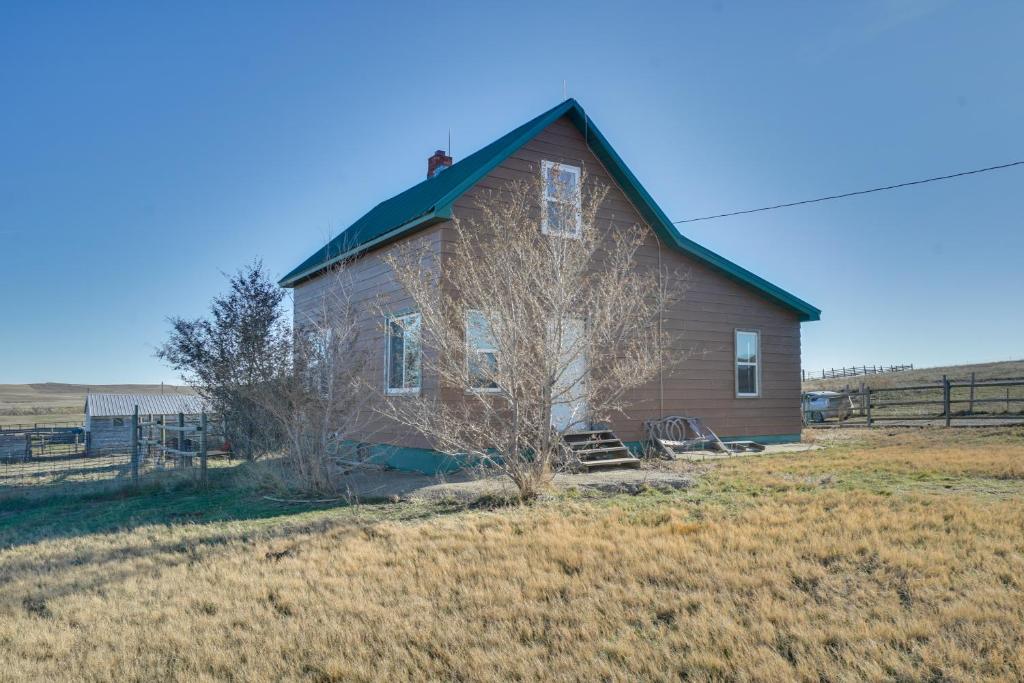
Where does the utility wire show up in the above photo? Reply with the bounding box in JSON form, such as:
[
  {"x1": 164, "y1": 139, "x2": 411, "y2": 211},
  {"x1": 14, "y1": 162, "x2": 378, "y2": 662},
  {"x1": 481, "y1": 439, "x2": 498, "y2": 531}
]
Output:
[{"x1": 673, "y1": 160, "x2": 1024, "y2": 223}]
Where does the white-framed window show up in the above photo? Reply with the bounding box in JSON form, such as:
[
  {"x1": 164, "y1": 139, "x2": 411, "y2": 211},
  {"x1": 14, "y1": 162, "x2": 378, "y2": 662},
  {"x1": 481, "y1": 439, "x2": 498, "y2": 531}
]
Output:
[
  {"x1": 735, "y1": 329, "x2": 760, "y2": 398},
  {"x1": 299, "y1": 325, "x2": 335, "y2": 397},
  {"x1": 466, "y1": 310, "x2": 500, "y2": 392},
  {"x1": 386, "y1": 313, "x2": 421, "y2": 394},
  {"x1": 541, "y1": 160, "x2": 582, "y2": 238}
]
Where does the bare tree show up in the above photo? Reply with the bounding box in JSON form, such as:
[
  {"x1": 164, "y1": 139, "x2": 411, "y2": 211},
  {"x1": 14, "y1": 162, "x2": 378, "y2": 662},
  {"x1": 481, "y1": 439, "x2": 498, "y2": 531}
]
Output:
[
  {"x1": 248, "y1": 269, "x2": 374, "y2": 496},
  {"x1": 381, "y1": 167, "x2": 686, "y2": 499}
]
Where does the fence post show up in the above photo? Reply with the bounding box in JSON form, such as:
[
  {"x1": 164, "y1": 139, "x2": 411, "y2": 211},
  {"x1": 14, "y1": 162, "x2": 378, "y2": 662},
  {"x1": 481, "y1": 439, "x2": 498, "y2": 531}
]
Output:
[
  {"x1": 199, "y1": 411, "x2": 208, "y2": 486},
  {"x1": 178, "y1": 412, "x2": 188, "y2": 467},
  {"x1": 943, "y1": 375, "x2": 951, "y2": 427},
  {"x1": 865, "y1": 385, "x2": 872, "y2": 426},
  {"x1": 131, "y1": 405, "x2": 139, "y2": 485},
  {"x1": 858, "y1": 381, "x2": 866, "y2": 416},
  {"x1": 968, "y1": 372, "x2": 976, "y2": 414}
]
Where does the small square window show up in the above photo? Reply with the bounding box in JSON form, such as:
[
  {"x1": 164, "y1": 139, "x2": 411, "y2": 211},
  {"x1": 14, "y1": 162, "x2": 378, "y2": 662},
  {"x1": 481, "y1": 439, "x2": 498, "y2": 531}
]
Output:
[{"x1": 541, "y1": 160, "x2": 582, "y2": 238}]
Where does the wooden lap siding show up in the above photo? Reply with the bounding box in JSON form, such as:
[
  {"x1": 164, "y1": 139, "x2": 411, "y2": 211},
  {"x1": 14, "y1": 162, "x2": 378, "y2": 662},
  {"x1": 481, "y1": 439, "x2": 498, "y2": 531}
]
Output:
[
  {"x1": 86, "y1": 418, "x2": 134, "y2": 451},
  {"x1": 453, "y1": 115, "x2": 802, "y2": 442},
  {"x1": 292, "y1": 226, "x2": 444, "y2": 450},
  {"x1": 86, "y1": 414, "x2": 206, "y2": 453},
  {"x1": 293, "y1": 113, "x2": 802, "y2": 452}
]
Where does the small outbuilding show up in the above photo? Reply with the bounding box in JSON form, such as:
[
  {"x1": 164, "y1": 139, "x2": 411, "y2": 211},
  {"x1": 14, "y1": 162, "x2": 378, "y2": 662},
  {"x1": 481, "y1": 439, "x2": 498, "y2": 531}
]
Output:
[{"x1": 84, "y1": 393, "x2": 209, "y2": 453}]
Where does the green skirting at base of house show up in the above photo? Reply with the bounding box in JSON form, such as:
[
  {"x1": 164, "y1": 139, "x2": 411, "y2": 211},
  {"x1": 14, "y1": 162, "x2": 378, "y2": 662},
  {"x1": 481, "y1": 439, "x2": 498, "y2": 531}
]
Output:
[
  {"x1": 363, "y1": 443, "x2": 465, "y2": 476},
  {"x1": 355, "y1": 432, "x2": 802, "y2": 476}
]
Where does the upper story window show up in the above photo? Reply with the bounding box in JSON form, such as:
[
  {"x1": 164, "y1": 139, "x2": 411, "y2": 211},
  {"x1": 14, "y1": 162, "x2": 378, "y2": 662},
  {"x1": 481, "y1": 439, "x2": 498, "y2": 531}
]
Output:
[
  {"x1": 541, "y1": 160, "x2": 582, "y2": 238},
  {"x1": 386, "y1": 313, "x2": 421, "y2": 394},
  {"x1": 735, "y1": 330, "x2": 760, "y2": 398},
  {"x1": 466, "y1": 310, "x2": 500, "y2": 392}
]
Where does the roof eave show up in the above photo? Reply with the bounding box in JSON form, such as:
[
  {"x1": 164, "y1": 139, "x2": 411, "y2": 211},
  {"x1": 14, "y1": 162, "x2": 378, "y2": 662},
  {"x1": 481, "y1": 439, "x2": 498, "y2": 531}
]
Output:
[
  {"x1": 567, "y1": 103, "x2": 821, "y2": 322},
  {"x1": 279, "y1": 206, "x2": 453, "y2": 288},
  {"x1": 278, "y1": 98, "x2": 821, "y2": 321},
  {"x1": 430, "y1": 100, "x2": 578, "y2": 212}
]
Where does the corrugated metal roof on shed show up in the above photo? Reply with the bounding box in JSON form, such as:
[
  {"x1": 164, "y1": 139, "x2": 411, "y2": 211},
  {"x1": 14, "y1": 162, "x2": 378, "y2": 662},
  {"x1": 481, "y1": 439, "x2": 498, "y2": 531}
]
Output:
[{"x1": 84, "y1": 393, "x2": 210, "y2": 417}]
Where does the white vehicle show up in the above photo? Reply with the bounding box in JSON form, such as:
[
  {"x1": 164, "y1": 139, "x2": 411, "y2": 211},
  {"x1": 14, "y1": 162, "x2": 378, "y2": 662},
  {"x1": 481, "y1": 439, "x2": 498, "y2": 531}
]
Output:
[{"x1": 802, "y1": 391, "x2": 854, "y2": 423}]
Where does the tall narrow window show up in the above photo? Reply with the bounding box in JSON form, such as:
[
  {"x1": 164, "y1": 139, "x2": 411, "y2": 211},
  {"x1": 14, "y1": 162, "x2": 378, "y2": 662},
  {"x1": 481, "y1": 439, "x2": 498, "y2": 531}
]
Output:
[
  {"x1": 466, "y1": 310, "x2": 499, "y2": 391},
  {"x1": 541, "y1": 160, "x2": 582, "y2": 238},
  {"x1": 386, "y1": 313, "x2": 421, "y2": 394},
  {"x1": 300, "y1": 326, "x2": 334, "y2": 397},
  {"x1": 735, "y1": 330, "x2": 760, "y2": 397}
]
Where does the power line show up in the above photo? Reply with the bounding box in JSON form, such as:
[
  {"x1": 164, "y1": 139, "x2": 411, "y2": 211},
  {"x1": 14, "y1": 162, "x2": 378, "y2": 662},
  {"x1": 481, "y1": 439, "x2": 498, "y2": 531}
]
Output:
[{"x1": 673, "y1": 160, "x2": 1024, "y2": 224}]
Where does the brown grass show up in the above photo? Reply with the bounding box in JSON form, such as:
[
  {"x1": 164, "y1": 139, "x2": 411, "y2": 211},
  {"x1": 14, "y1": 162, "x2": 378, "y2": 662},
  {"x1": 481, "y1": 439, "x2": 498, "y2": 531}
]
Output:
[
  {"x1": 1, "y1": 428, "x2": 1023, "y2": 681},
  {"x1": 800, "y1": 427, "x2": 1024, "y2": 480}
]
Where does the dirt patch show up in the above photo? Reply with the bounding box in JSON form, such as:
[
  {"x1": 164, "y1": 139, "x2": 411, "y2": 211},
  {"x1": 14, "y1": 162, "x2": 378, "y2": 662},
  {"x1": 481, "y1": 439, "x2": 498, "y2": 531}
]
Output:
[
  {"x1": 340, "y1": 443, "x2": 818, "y2": 504},
  {"x1": 553, "y1": 466, "x2": 697, "y2": 495},
  {"x1": 339, "y1": 460, "x2": 700, "y2": 504}
]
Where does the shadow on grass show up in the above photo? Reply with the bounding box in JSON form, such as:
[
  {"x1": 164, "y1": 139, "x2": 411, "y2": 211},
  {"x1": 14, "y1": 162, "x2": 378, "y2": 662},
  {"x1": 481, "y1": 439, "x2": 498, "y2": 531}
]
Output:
[
  {"x1": 1, "y1": 467, "x2": 342, "y2": 548},
  {"x1": 0, "y1": 463, "x2": 494, "y2": 610},
  {"x1": 0, "y1": 459, "x2": 482, "y2": 553}
]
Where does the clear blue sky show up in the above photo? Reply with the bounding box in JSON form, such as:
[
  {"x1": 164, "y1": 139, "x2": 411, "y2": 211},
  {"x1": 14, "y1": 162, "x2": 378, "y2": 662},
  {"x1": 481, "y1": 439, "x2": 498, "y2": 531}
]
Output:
[{"x1": 1, "y1": 1, "x2": 1021, "y2": 384}]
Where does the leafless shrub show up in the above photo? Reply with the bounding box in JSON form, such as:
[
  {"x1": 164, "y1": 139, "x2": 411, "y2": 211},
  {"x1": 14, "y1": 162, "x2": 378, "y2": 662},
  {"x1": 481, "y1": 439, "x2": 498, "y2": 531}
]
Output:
[
  {"x1": 381, "y1": 166, "x2": 687, "y2": 499},
  {"x1": 247, "y1": 268, "x2": 375, "y2": 496},
  {"x1": 160, "y1": 261, "x2": 373, "y2": 495}
]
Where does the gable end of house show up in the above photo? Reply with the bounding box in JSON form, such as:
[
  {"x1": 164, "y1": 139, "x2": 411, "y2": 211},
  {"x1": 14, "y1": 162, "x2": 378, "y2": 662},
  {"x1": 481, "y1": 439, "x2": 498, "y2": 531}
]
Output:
[{"x1": 280, "y1": 99, "x2": 820, "y2": 322}]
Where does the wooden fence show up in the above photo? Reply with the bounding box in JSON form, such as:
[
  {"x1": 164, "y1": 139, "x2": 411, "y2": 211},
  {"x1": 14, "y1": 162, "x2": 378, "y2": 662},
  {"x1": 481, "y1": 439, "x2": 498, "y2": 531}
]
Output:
[
  {"x1": 0, "y1": 407, "x2": 220, "y2": 499},
  {"x1": 0, "y1": 423, "x2": 85, "y2": 459},
  {"x1": 0, "y1": 420, "x2": 84, "y2": 432},
  {"x1": 805, "y1": 374, "x2": 1024, "y2": 427},
  {"x1": 802, "y1": 364, "x2": 913, "y2": 382},
  {"x1": 133, "y1": 406, "x2": 210, "y2": 485}
]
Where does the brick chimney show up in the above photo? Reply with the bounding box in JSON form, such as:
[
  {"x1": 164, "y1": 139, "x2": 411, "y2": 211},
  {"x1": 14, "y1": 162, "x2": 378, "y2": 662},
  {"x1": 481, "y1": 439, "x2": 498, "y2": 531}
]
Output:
[{"x1": 427, "y1": 149, "x2": 452, "y2": 178}]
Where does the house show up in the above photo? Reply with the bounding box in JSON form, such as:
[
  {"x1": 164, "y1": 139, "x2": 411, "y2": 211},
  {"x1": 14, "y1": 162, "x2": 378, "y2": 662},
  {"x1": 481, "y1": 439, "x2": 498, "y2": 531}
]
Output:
[
  {"x1": 84, "y1": 392, "x2": 208, "y2": 453},
  {"x1": 280, "y1": 99, "x2": 820, "y2": 473}
]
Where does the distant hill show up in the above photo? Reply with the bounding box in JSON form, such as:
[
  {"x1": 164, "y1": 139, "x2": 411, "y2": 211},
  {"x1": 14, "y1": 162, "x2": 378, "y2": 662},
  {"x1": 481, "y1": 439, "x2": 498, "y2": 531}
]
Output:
[
  {"x1": 0, "y1": 383, "x2": 193, "y2": 427},
  {"x1": 802, "y1": 360, "x2": 1024, "y2": 392}
]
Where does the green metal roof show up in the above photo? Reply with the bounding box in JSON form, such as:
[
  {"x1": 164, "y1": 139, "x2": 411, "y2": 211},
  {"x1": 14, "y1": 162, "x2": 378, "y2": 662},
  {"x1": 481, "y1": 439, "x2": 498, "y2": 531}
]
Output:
[{"x1": 279, "y1": 99, "x2": 820, "y2": 322}]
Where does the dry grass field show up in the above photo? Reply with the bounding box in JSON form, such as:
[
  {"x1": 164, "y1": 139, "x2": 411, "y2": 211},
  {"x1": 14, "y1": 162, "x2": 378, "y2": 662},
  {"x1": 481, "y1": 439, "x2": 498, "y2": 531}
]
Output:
[
  {"x1": 0, "y1": 382, "x2": 193, "y2": 427},
  {"x1": 1, "y1": 428, "x2": 1022, "y2": 681}
]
